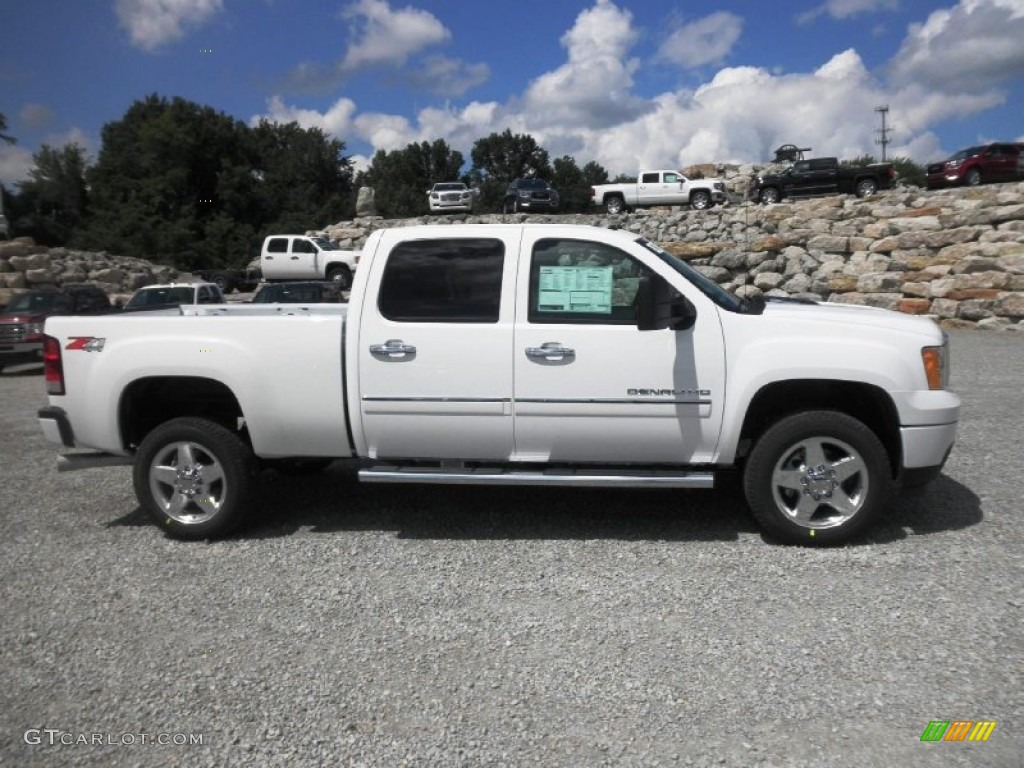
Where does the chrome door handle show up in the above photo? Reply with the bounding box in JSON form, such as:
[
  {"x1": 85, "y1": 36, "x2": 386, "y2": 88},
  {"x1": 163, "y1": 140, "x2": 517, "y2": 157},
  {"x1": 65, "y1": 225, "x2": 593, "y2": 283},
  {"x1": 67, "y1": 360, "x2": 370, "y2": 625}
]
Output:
[
  {"x1": 526, "y1": 343, "x2": 575, "y2": 361},
  {"x1": 369, "y1": 339, "x2": 417, "y2": 357}
]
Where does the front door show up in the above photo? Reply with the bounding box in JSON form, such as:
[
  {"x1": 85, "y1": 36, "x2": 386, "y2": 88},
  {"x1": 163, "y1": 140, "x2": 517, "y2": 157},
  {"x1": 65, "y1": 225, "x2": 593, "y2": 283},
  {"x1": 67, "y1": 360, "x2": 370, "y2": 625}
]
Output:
[
  {"x1": 356, "y1": 232, "x2": 520, "y2": 460},
  {"x1": 512, "y1": 234, "x2": 726, "y2": 464}
]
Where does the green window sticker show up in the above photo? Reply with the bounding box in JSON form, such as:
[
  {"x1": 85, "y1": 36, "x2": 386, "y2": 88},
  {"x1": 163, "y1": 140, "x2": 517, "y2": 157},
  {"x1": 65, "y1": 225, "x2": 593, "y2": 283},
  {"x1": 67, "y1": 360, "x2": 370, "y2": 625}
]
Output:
[{"x1": 537, "y1": 266, "x2": 613, "y2": 314}]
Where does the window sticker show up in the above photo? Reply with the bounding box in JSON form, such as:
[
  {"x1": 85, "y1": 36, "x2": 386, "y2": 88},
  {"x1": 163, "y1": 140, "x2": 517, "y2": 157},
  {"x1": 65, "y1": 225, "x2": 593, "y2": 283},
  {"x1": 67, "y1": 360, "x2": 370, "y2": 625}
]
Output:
[{"x1": 537, "y1": 266, "x2": 612, "y2": 314}]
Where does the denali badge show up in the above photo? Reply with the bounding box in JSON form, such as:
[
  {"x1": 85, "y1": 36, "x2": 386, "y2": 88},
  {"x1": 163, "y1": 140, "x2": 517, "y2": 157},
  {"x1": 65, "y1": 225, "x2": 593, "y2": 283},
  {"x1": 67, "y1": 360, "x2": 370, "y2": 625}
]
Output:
[{"x1": 628, "y1": 388, "x2": 710, "y2": 396}]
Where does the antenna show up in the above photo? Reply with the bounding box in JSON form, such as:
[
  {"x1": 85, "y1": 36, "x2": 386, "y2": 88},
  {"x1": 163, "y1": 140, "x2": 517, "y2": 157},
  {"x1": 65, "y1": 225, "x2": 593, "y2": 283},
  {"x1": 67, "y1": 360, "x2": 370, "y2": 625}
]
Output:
[{"x1": 874, "y1": 105, "x2": 892, "y2": 162}]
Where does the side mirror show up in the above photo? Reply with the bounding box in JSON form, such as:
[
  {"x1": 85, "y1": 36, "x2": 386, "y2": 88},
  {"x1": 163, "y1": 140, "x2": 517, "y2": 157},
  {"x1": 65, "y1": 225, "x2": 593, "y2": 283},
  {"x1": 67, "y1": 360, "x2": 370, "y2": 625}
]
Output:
[{"x1": 636, "y1": 275, "x2": 697, "y2": 331}]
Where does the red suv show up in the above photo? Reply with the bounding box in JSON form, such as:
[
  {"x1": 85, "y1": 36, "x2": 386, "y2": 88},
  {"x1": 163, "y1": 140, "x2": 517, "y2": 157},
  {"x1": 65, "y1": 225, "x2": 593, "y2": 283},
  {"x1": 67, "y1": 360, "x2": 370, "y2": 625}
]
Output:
[{"x1": 926, "y1": 142, "x2": 1024, "y2": 189}]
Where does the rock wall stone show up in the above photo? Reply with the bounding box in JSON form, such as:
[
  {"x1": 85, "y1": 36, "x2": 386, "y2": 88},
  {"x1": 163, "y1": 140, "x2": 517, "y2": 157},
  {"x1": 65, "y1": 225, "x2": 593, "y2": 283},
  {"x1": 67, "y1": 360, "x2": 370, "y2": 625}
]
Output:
[
  {"x1": 0, "y1": 238, "x2": 180, "y2": 307},
  {"x1": 320, "y1": 179, "x2": 1024, "y2": 331}
]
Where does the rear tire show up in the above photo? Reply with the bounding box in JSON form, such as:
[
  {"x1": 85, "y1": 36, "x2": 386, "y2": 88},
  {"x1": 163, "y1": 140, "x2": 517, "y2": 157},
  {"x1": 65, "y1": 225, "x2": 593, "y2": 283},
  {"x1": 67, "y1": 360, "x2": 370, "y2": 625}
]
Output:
[
  {"x1": 133, "y1": 417, "x2": 256, "y2": 540},
  {"x1": 743, "y1": 410, "x2": 893, "y2": 546},
  {"x1": 605, "y1": 195, "x2": 625, "y2": 215},
  {"x1": 855, "y1": 178, "x2": 878, "y2": 198},
  {"x1": 212, "y1": 274, "x2": 235, "y2": 294}
]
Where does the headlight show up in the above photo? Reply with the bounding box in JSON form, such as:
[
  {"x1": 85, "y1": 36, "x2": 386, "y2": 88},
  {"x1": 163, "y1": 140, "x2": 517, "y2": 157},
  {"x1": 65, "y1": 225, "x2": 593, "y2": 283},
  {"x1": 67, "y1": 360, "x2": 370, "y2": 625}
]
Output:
[{"x1": 921, "y1": 338, "x2": 950, "y2": 390}]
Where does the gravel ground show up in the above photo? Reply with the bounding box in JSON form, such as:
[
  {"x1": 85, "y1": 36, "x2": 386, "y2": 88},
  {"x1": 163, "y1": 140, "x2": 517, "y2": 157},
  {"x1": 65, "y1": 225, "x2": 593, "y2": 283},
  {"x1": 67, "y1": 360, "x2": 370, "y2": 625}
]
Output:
[{"x1": 1, "y1": 329, "x2": 1021, "y2": 768}]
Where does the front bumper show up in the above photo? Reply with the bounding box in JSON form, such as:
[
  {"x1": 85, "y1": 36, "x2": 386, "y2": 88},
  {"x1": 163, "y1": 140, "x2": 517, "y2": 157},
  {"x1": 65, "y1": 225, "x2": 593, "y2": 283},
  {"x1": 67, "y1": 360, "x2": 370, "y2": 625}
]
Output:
[{"x1": 0, "y1": 341, "x2": 44, "y2": 367}]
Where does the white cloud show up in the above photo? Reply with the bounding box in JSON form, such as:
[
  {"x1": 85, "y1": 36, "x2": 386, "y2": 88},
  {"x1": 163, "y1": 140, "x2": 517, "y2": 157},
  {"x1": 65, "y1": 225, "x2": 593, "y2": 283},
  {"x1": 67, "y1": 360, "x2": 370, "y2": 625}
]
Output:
[
  {"x1": 404, "y1": 55, "x2": 490, "y2": 98},
  {"x1": 522, "y1": 0, "x2": 650, "y2": 130},
  {"x1": 658, "y1": 11, "x2": 743, "y2": 68},
  {"x1": 115, "y1": 0, "x2": 224, "y2": 52},
  {"x1": 19, "y1": 103, "x2": 54, "y2": 130},
  {"x1": 254, "y1": 0, "x2": 1022, "y2": 176},
  {"x1": 339, "y1": 0, "x2": 449, "y2": 71},
  {"x1": 798, "y1": 0, "x2": 900, "y2": 25},
  {"x1": 0, "y1": 145, "x2": 34, "y2": 185},
  {"x1": 889, "y1": 0, "x2": 1024, "y2": 91}
]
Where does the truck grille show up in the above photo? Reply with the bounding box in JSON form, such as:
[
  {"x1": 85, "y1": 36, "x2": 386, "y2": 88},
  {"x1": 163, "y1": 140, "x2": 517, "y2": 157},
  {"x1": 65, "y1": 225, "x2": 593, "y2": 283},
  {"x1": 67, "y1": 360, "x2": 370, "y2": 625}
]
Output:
[
  {"x1": 0, "y1": 323, "x2": 28, "y2": 343},
  {"x1": 441, "y1": 193, "x2": 462, "y2": 202}
]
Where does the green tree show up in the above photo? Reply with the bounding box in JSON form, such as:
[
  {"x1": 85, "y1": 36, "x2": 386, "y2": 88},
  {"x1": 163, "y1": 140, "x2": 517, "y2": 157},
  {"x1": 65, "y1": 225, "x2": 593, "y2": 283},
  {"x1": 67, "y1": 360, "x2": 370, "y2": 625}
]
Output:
[
  {"x1": 470, "y1": 129, "x2": 551, "y2": 211},
  {"x1": 357, "y1": 139, "x2": 465, "y2": 218},
  {"x1": 0, "y1": 112, "x2": 16, "y2": 145},
  {"x1": 11, "y1": 143, "x2": 90, "y2": 245},
  {"x1": 551, "y1": 156, "x2": 609, "y2": 213},
  {"x1": 76, "y1": 94, "x2": 354, "y2": 270}
]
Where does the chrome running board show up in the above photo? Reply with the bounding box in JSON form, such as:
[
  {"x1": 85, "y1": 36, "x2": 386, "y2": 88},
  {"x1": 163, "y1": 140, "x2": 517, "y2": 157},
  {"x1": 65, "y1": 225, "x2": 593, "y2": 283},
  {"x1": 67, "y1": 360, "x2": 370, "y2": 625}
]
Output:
[{"x1": 359, "y1": 465, "x2": 714, "y2": 489}]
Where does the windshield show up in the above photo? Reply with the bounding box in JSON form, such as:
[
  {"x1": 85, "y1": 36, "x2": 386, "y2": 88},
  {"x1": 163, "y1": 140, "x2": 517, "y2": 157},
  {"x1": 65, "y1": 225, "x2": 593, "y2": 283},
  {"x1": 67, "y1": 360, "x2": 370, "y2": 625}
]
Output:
[
  {"x1": 949, "y1": 147, "x2": 982, "y2": 162},
  {"x1": 434, "y1": 183, "x2": 465, "y2": 191},
  {"x1": 312, "y1": 236, "x2": 339, "y2": 251},
  {"x1": 6, "y1": 292, "x2": 69, "y2": 313},
  {"x1": 517, "y1": 179, "x2": 549, "y2": 190},
  {"x1": 125, "y1": 287, "x2": 195, "y2": 308},
  {"x1": 636, "y1": 237, "x2": 744, "y2": 313}
]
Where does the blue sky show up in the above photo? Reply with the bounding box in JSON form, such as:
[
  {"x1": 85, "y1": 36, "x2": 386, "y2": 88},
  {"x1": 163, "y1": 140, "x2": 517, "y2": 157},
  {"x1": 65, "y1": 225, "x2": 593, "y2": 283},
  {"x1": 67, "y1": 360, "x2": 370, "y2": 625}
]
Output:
[{"x1": 2, "y1": 0, "x2": 1023, "y2": 184}]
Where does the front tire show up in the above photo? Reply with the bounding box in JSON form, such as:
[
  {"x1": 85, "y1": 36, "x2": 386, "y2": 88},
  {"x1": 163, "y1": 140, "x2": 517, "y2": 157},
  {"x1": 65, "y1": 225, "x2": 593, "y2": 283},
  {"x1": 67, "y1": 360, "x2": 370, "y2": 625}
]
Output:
[
  {"x1": 965, "y1": 168, "x2": 982, "y2": 186},
  {"x1": 326, "y1": 265, "x2": 352, "y2": 290},
  {"x1": 133, "y1": 417, "x2": 256, "y2": 540},
  {"x1": 690, "y1": 190, "x2": 712, "y2": 210},
  {"x1": 212, "y1": 274, "x2": 235, "y2": 294},
  {"x1": 743, "y1": 411, "x2": 893, "y2": 545},
  {"x1": 759, "y1": 187, "x2": 781, "y2": 204}
]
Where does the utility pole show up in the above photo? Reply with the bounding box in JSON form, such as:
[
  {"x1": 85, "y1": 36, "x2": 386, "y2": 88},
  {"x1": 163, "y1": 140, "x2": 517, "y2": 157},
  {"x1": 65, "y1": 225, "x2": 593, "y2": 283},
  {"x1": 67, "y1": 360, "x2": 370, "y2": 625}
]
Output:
[{"x1": 874, "y1": 105, "x2": 892, "y2": 162}]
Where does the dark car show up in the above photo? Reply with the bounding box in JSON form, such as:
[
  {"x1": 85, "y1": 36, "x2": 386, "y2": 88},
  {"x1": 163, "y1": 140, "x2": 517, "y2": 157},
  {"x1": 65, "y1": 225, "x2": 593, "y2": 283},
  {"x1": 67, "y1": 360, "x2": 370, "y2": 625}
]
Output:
[
  {"x1": 250, "y1": 281, "x2": 344, "y2": 304},
  {"x1": 503, "y1": 178, "x2": 560, "y2": 213},
  {"x1": 926, "y1": 143, "x2": 1024, "y2": 189},
  {"x1": 0, "y1": 285, "x2": 112, "y2": 372}
]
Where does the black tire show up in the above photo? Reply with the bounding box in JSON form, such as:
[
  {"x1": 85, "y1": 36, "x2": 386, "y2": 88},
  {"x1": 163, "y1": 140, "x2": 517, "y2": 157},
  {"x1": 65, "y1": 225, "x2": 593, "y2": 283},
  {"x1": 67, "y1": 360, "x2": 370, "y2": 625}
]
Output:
[
  {"x1": 855, "y1": 178, "x2": 878, "y2": 198},
  {"x1": 965, "y1": 168, "x2": 982, "y2": 186},
  {"x1": 605, "y1": 195, "x2": 625, "y2": 215},
  {"x1": 133, "y1": 417, "x2": 256, "y2": 540},
  {"x1": 743, "y1": 410, "x2": 893, "y2": 546},
  {"x1": 502, "y1": 200, "x2": 511, "y2": 214},
  {"x1": 513, "y1": 198, "x2": 520, "y2": 213},
  {"x1": 326, "y1": 265, "x2": 352, "y2": 290},
  {"x1": 212, "y1": 274, "x2": 235, "y2": 294},
  {"x1": 690, "y1": 190, "x2": 712, "y2": 210},
  {"x1": 759, "y1": 187, "x2": 781, "y2": 204}
]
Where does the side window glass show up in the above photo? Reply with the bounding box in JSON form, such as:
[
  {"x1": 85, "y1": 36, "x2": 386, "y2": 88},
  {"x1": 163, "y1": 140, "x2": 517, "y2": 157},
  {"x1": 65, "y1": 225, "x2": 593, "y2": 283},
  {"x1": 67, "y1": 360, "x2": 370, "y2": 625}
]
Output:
[
  {"x1": 293, "y1": 239, "x2": 315, "y2": 254},
  {"x1": 641, "y1": 173, "x2": 658, "y2": 183},
  {"x1": 528, "y1": 238, "x2": 648, "y2": 325},
  {"x1": 378, "y1": 238, "x2": 504, "y2": 323},
  {"x1": 663, "y1": 173, "x2": 679, "y2": 183},
  {"x1": 267, "y1": 238, "x2": 288, "y2": 253}
]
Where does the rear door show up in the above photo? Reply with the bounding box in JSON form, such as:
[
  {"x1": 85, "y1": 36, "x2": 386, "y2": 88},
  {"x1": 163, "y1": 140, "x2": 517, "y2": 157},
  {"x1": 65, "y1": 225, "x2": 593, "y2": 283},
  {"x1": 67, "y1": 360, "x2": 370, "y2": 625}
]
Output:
[
  {"x1": 512, "y1": 233, "x2": 726, "y2": 464},
  {"x1": 356, "y1": 231, "x2": 520, "y2": 460}
]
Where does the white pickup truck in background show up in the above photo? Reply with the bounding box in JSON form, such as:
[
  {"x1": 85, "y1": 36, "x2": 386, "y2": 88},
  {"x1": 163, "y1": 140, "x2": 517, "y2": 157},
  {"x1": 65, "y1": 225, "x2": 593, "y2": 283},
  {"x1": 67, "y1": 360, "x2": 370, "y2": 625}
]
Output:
[
  {"x1": 260, "y1": 234, "x2": 360, "y2": 289},
  {"x1": 591, "y1": 170, "x2": 727, "y2": 214},
  {"x1": 39, "y1": 224, "x2": 959, "y2": 546}
]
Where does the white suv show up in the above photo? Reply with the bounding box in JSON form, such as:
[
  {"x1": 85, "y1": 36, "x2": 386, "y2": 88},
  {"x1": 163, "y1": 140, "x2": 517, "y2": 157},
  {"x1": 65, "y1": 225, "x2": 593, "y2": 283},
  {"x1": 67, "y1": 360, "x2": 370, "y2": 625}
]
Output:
[{"x1": 427, "y1": 182, "x2": 474, "y2": 213}]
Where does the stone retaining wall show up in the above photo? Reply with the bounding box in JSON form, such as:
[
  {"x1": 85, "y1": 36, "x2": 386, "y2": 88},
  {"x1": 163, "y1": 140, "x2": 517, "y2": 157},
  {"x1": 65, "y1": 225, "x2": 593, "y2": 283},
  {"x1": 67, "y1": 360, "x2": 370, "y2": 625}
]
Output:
[
  {"x1": 321, "y1": 180, "x2": 1024, "y2": 331},
  {"x1": 2, "y1": 181, "x2": 1022, "y2": 330}
]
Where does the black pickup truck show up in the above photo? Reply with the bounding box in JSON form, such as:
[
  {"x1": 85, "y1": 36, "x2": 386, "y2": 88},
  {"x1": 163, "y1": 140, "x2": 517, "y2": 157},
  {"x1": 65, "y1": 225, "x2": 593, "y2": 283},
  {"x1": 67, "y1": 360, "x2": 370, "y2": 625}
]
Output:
[{"x1": 749, "y1": 157, "x2": 896, "y2": 203}]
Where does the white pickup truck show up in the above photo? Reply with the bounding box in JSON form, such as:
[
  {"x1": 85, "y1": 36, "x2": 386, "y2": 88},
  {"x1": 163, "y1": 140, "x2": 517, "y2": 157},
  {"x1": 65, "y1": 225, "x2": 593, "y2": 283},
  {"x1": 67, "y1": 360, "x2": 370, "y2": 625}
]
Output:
[
  {"x1": 38, "y1": 224, "x2": 959, "y2": 546},
  {"x1": 591, "y1": 170, "x2": 727, "y2": 214},
  {"x1": 260, "y1": 234, "x2": 360, "y2": 289}
]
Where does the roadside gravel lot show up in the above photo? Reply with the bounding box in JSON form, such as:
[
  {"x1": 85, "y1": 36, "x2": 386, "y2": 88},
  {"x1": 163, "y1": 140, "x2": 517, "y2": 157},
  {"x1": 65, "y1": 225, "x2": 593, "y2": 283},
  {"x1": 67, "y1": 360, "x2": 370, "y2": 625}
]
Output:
[{"x1": 1, "y1": 329, "x2": 1021, "y2": 767}]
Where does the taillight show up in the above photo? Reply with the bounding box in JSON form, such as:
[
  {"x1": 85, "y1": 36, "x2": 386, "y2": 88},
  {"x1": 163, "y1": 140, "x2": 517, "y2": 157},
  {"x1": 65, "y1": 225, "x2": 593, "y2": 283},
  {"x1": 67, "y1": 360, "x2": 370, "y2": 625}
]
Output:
[{"x1": 43, "y1": 335, "x2": 65, "y2": 395}]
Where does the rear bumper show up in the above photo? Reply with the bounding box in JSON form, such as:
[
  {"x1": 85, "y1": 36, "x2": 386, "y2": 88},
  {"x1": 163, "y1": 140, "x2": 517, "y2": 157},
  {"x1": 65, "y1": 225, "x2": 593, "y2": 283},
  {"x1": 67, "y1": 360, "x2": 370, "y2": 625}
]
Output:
[{"x1": 38, "y1": 405, "x2": 75, "y2": 447}]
